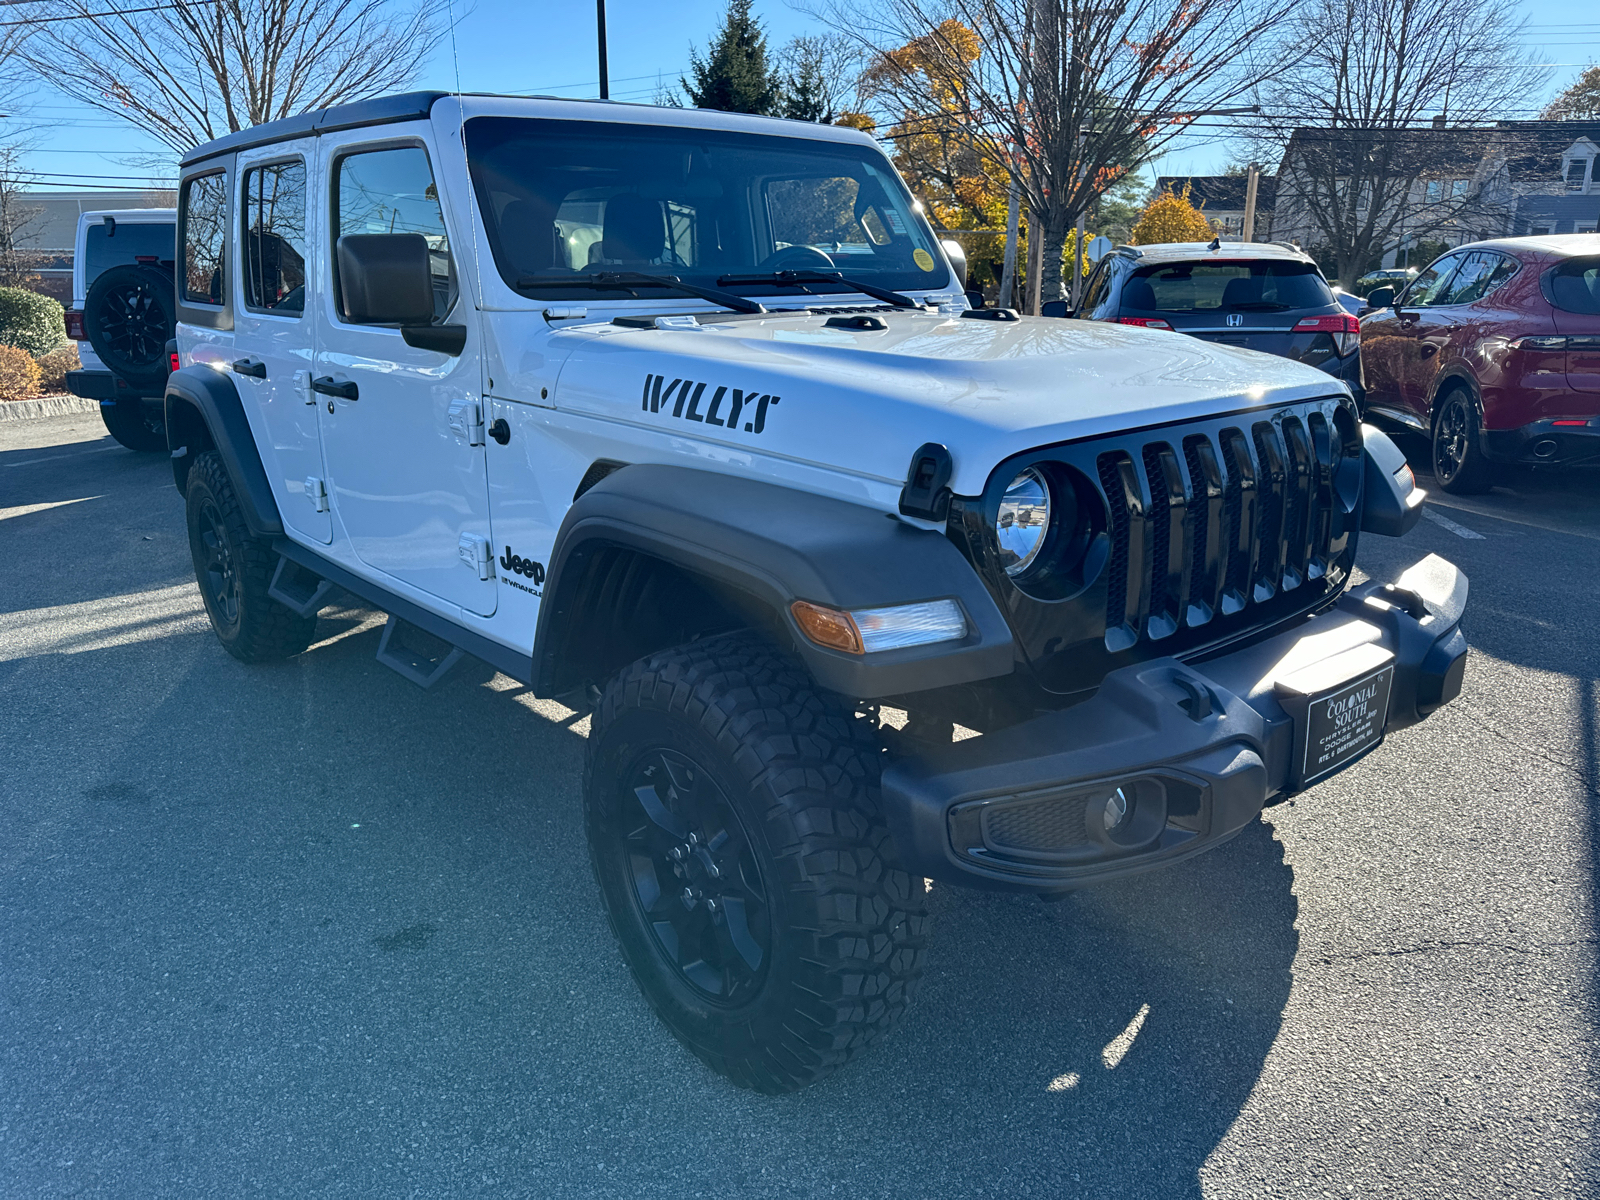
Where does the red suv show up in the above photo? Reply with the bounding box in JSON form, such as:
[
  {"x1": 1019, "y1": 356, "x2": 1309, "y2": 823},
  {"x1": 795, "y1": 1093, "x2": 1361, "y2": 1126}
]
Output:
[{"x1": 1359, "y1": 235, "x2": 1600, "y2": 493}]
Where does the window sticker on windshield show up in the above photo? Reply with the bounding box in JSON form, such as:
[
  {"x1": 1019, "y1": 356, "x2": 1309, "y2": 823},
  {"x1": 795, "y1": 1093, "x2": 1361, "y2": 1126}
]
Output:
[
  {"x1": 913, "y1": 248, "x2": 936, "y2": 272},
  {"x1": 640, "y1": 373, "x2": 781, "y2": 434}
]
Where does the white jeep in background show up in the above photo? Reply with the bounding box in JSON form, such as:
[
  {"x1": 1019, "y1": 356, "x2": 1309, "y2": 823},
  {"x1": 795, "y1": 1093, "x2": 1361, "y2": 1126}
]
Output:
[
  {"x1": 166, "y1": 91, "x2": 1467, "y2": 1093},
  {"x1": 64, "y1": 207, "x2": 177, "y2": 450}
]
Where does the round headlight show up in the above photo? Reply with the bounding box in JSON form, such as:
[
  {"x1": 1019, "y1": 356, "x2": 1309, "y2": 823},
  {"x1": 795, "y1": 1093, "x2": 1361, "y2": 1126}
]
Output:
[{"x1": 996, "y1": 468, "x2": 1050, "y2": 576}]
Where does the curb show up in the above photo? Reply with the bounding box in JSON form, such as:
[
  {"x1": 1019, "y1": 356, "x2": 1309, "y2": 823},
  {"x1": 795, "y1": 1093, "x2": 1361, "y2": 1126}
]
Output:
[{"x1": 0, "y1": 395, "x2": 102, "y2": 422}]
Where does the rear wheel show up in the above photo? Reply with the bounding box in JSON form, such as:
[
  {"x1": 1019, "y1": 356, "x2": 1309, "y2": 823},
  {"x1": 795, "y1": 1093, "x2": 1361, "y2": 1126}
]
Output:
[
  {"x1": 1432, "y1": 388, "x2": 1496, "y2": 495},
  {"x1": 185, "y1": 450, "x2": 317, "y2": 662},
  {"x1": 584, "y1": 632, "x2": 928, "y2": 1093},
  {"x1": 99, "y1": 398, "x2": 167, "y2": 452}
]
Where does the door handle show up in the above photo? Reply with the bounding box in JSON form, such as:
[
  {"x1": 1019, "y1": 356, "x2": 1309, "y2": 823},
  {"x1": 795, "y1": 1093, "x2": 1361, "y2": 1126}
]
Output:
[
  {"x1": 232, "y1": 358, "x2": 266, "y2": 379},
  {"x1": 312, "y1": 376, "x2": 359, "y2": 401}
]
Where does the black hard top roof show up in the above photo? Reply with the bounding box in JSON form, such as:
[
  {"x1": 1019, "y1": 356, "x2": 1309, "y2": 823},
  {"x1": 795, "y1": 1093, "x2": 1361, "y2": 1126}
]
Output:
[{"x1": 180, "y1": 91, "x2": 448, "y2": 168}]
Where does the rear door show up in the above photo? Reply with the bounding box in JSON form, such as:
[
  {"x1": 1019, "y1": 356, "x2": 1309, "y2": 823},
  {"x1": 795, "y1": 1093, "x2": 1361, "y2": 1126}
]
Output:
[
  {"x1": 1547, "y1": 256, "x2": 1600, "y2": 394},
  {"x1": 234, "y1": 146, "x2": 330, "y2": 543},
  {"x1": 311, "y1": 130, "x2": 495, "y2": 616}
]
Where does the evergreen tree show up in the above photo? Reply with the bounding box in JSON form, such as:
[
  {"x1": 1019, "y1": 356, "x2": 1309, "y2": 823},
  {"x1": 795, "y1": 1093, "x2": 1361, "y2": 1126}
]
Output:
[
  {"x1": 781, "y1": 41, "x2": 831, "y2": 123},
  {"x1": 681, "y1": 0, "x2": 779, "y2": 116}
]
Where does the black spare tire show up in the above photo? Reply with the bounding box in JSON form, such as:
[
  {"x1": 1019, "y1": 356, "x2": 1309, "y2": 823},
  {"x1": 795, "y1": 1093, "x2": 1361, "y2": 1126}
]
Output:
[{"x1": 84, "y1": 263, "x2": 176, "y2": 393}]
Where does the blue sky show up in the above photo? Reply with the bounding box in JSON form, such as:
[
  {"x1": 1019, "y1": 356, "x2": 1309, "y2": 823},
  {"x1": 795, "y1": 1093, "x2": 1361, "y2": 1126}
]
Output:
[{"x1": 7, "y1": 0, "x2": 1599, "y2": 194}]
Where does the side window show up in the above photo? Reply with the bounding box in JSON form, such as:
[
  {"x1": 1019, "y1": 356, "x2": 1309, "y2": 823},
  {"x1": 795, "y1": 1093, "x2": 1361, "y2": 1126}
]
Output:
[
  {"x1": 1438, "y1": 252, "x2": 1497, "y2": 306},
  {"x1": 1403, "y1": 254, "x2": 1463, "y2": 306},
  {"x1": 335, "y1": 146, "x2": 454, "y2": 321},
  {"x1": 181, "y1": 172, "x2": 227, "y2": 307},
  {"x1": 1081, "y1": 263, "x2": 1111, "y2": 317},
  {"x1": 243, "y1": 161, "x2": 308, "y2": 314},
  {"x1": 1548, "y1": 257, "x2": 1600, "y2": 315}
]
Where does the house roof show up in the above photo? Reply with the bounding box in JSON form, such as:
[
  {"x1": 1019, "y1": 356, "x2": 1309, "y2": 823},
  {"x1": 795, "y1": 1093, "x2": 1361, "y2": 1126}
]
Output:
[
  {"x1": 1153, "y1": 175, "x2": 1277, "y2": 212},
  {"x1": 1279, "y1": 121, "x2": 1600, "y2": 184}
]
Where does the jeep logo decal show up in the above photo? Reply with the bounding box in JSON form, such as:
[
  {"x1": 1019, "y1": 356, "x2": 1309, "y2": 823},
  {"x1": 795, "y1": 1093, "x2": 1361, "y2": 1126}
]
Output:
[
  {"x1": 499, "y1": 547, "x2": 544, "y2": 595},
  {"x1": 640, "y1": 374, "x2": 781, "y2": 434}
]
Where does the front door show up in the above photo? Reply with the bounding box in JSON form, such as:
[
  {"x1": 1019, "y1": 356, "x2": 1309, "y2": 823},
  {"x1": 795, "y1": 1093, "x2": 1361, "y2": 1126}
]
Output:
[
  {"x1": 234, "y1": 145, "x2": 330, "y2": 543},
  {"x1": 1361, "y1": 253, "x2": 1465, "y2": 423},
  {"x1": 312, "y1": 132, "x2": 495, "y2": 616}
]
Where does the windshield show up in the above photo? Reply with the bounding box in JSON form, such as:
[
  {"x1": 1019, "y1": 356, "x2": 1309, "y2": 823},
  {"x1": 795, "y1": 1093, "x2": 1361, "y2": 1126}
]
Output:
[
  {"x1": 1126, "y1": 260, "x2": 1333, "y2": 313},
  {"x1": 463, "y1": 117, "x2": 951, "y2": 300}
]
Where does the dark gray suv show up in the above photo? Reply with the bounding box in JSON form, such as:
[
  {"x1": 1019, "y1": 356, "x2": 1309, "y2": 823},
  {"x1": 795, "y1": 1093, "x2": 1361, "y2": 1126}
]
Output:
[{"x1": 1058, "y1": 241, "x2": 1364, "y2": 401}]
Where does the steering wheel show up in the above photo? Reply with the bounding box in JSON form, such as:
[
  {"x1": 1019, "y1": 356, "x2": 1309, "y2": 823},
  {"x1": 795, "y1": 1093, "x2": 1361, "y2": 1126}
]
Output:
[{"x1": 756, "y1": 245, "x2": 836, "y2": 272}]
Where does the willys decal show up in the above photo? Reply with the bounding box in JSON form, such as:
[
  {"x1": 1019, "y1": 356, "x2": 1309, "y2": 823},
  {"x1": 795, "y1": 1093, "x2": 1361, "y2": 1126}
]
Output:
[{"x1": 640, "y1": 374, "x2": 781, "y2": 434}]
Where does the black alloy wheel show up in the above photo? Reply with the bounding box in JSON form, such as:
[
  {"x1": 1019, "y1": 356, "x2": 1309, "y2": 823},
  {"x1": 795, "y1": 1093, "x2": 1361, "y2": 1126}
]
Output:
[
  {"x1": 183, "y1": 450, "x2": 318, "y2": 662},
  {"x1": 584, "y1": 632, "x2": 929, "y2": 1093},
  {"x1": 84, "y1": 263, "x2": 177, "y2": 391},
  {"x1": 196, "y1": 494, "x2": 242, "y2": 629},
  {"x1": 1432, "y1": 389, "x2": 1495, "y2": 494},
  {"x1": 617, "y1": 747, "x2": 772, "y2": 1004}
]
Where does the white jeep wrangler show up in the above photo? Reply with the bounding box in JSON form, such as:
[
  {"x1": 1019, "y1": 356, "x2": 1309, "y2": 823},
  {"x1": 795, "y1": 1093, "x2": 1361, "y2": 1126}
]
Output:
[{"x1": 167, "y1": 92, "x2": 1466, "y2": 1093}]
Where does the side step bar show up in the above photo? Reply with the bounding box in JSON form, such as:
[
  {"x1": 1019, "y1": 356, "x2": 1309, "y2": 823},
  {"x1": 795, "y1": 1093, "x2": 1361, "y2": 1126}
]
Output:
[
  {"x1": 375, "y1": 616, "x2": 464, "y2": 689},
  {"x1": 268, "y1": 542, "x2": 534, "y2": 688},
  {"x1": 267, "y1": 557, "x2": 336, "y2": 618}
]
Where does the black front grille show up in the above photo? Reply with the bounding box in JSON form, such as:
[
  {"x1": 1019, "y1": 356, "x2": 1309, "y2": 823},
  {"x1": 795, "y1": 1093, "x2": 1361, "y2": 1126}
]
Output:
[
  {"x1": 946, "y1": 396, "x2": 1362, "y2": 695},
  {"x1": 1098, "y1": 409, "x2": 1352, "y2": 650}
]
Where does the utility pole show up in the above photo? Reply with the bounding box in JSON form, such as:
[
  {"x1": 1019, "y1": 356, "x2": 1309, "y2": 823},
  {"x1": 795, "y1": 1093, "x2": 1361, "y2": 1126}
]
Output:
[
  {"x1": 1242, "y1": 163, "x2": 1260, "y2": 243},
  {"x1": 1070, "y1": 130, "x2": 1087, "y2": 310},
  {"x1": 597, "y1": 0, "x2": 609, "y2": 100}
]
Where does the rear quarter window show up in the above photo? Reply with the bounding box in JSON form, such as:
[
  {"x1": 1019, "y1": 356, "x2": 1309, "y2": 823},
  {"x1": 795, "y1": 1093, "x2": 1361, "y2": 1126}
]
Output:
[
  {"x1": 1124, "y1": 260, "x2": 1334, "y2": 313},
  {"x1": 1546, "y1": 257, "x2": 1600, "y2": 315}
]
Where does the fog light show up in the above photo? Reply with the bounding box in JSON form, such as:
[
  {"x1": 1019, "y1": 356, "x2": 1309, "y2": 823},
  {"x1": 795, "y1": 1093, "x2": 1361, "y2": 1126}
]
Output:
[{"x1": 1102, "y1": 787, "x2": 1129, "y2": 831}]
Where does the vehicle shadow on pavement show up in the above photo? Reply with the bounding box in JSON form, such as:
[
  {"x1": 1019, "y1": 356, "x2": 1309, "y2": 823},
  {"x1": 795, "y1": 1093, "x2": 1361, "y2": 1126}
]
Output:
[{"x1": 2, "y1": 605, "x2": 1301, "y2": 1199}]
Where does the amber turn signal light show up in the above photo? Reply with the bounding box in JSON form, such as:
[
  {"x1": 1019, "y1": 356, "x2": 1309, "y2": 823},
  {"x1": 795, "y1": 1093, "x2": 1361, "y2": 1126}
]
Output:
[{"x1": 790, "y1": 600, "x2": 863, "y2": 655}]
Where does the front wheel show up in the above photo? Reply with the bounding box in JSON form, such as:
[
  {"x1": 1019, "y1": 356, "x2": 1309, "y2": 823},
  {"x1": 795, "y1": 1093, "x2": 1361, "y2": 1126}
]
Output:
[
  {"x1": 1432, "y1": 388, "x2": 1496, "y2": 495},
  {"x1": 584, "y1": 632, "x2": 928, "y2": 1093}
]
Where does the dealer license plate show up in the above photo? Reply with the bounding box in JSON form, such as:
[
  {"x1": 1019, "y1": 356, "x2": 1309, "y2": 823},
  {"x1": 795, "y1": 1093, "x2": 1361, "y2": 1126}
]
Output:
[{"x1": 1299, "y1": 665, "x2": 1395, "y2": 786}]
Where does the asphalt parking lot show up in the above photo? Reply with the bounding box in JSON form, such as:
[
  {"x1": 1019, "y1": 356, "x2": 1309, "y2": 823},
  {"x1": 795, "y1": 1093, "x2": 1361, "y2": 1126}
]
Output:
[{"x1": 2, "y1": 411, "x2": 1598, "y2": 1198}]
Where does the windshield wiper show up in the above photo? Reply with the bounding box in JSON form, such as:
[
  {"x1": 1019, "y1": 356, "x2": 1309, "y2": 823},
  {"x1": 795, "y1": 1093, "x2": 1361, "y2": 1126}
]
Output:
[
  {"x1": 515, "y1": 271, "x2": 765, "y2": 315},
  {"x1": 716, "y1": 270, "x2": 919, "y2": 309}
]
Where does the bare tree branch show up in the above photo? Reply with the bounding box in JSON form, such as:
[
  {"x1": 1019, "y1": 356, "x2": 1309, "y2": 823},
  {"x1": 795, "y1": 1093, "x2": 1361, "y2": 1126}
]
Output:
[
  {"x1": 16, "y1": 0, "x2": 453, "y2": 155},
  {"x1": 828, "y1": 0, "x2": 1299, "y2": 307},
  {"x1": 1250, "y1": 0, "x2": 1545, "y2": 283}
]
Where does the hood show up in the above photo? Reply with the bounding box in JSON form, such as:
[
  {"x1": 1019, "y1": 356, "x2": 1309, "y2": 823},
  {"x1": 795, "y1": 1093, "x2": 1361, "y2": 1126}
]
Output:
[{"x1": 526, "y1": 309, "x2": 1348, "y2": 497}]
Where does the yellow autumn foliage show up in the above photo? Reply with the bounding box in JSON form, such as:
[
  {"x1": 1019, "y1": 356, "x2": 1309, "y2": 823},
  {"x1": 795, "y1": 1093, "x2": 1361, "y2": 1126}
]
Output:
[{"x1": 1130, "y1": 186, "x2": 1216, "y2": 245}]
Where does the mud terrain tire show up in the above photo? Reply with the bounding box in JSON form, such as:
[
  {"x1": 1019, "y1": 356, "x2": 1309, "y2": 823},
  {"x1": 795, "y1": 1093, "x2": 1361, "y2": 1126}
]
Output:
[{"x1": 585, "y1": 632, "x2": 928, "y2": 1093}]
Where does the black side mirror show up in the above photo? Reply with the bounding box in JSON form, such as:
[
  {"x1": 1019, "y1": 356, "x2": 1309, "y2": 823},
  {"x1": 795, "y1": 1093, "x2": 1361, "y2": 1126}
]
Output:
[
  {"x1": 964, "y1": 288, "x2": 987, "y2": 310},
  {"x1": 1040, "y1": 299, "x2": 1071, "y2": 319},
  {"x1": 337, "y1": 233, "x2": 435, "y2": 324},
  {"x1": 1365, "y1": 286, "x2": 1396, "y2": 310}
]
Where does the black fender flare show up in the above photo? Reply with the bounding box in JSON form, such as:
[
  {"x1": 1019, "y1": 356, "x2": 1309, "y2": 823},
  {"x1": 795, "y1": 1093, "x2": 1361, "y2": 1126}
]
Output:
[
  {"x1": 164, "y1": 365, "x2": 283, "y2": 538},
  {"x1": 532, "y1": 464, "x2": 1016, "y2": 699}
]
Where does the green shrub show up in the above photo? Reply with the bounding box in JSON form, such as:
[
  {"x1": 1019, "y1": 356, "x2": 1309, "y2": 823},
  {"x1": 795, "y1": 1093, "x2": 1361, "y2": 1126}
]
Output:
[
  {"x1": 36, "y1": 343, "x2": 80, "y2": 393},
  {"x1": 0, "y1": 344, "x2": 42, "y2": 400},
  {"x1": 0, "y1": 287, "x2": 66, "y2": 357}
]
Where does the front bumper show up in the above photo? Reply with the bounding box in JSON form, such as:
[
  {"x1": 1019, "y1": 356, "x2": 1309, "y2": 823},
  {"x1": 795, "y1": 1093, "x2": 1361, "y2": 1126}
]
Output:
[
  {"x1": 1483, "y1": 417, "x2": 1600, "y2": 467},
  {"x1": 881, "y1": 552, "x2": 1468, "y2": 893}
]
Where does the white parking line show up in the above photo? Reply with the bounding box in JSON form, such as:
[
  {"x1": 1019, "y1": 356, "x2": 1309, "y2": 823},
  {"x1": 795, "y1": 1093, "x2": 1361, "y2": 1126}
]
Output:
[{"x1": 1423, "y1": 507, "x2": 1486, "y2": 540}]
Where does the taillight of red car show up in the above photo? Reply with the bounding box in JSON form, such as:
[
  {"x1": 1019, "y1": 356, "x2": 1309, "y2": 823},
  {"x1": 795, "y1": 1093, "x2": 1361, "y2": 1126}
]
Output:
[
  {"x1": 1116, "y1": 316, "x2": 1173, "y2": 330},
  {"x1": 1295, "y1": 313, "x2": 1360, "y2": 357},
  {"x1": 169, "y1": 350, "x2": 180, "y2": 374},
  {"x1": 64, "y1": 310, "x2": 85, "y2": 341}
]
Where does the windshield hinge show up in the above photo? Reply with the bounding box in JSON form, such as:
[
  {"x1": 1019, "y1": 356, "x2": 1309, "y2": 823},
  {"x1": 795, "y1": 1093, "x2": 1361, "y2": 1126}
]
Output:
[
  {"x1": 543, "y1": 306, "x2": 589, "y2": 322},
  {"x1": 447, "y1": 398, "x2": 485, "y2": 446}
]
